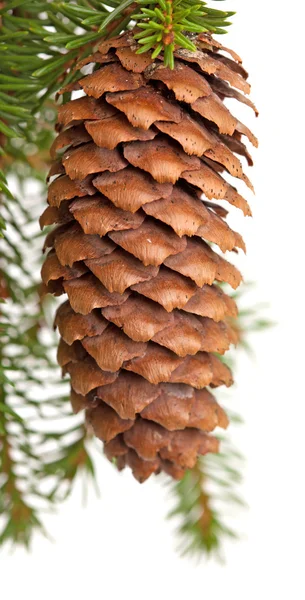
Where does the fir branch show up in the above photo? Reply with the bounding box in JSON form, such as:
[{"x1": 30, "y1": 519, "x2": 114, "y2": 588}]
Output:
[
  {"x1": 167, "y1": 294, "x2": 273, "y2": 560},
  {"x1": 168, "y1": 433, "x2": 244, "y2": 559},
  {"x1": 0, "y1": 1, "x2": 233, "y2": 140},
  {"x1": 0, "y1": 161, "x2": 96, "y2": 548},
  {"x1": 134, "y1": 0, "x2": 234, "y2": 67},
  {"x1": 0, "y1": 0, "x2": 234, "y2": 214}
]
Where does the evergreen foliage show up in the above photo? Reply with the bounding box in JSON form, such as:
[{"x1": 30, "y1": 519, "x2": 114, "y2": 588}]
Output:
[
  {"x1": 0, "y1": 1, "x2": 234, "y2": 202},
  {"x1": 0, "y1": 159, "x2": 95, "y2": 546}
]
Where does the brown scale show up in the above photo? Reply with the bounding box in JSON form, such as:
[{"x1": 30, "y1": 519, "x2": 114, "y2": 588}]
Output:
[{"x1": 41, "y1": 31, "x2": 257, "y2": 482}]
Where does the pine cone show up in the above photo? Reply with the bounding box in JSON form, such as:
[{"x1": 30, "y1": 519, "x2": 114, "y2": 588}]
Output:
[{"x1": 41, "y1": 32, "x2": 256, "y2": 483}]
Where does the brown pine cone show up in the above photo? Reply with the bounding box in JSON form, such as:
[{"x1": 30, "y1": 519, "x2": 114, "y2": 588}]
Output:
[{"x1": 40, "y1": 31, "x2": 256, "y2": 483}]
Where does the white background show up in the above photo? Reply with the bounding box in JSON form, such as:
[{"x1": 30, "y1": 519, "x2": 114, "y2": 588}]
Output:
[{"x1": 2, "y1": 0, "x2": 305, "y2": 598}]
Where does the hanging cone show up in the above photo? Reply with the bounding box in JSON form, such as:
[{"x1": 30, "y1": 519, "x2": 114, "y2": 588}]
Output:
[{"x1": 41, "y1": 31, "x2": 256, "y2": 483}]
